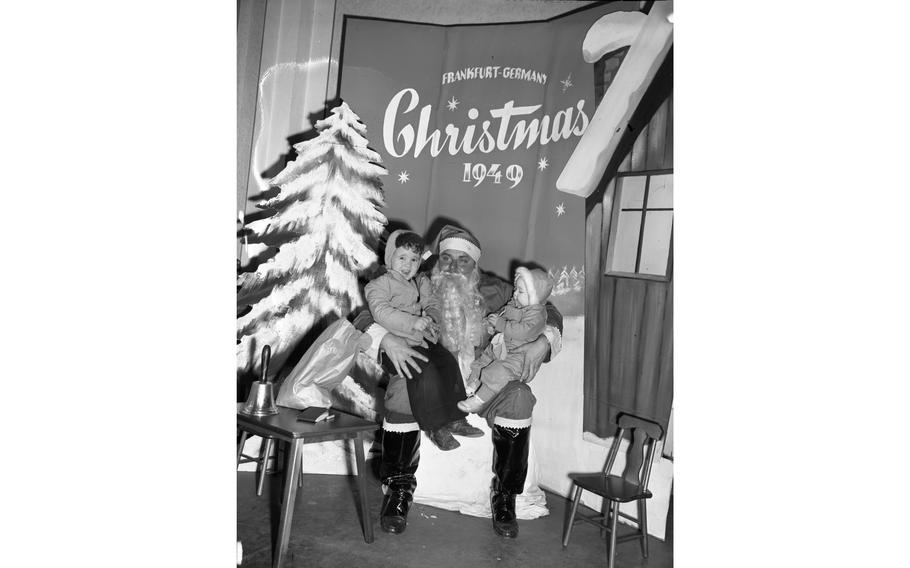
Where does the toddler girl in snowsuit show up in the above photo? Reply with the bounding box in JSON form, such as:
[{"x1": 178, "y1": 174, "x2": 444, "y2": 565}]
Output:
[{"x1": 457, "y1": 266, "x2": 554, "y2": 413}]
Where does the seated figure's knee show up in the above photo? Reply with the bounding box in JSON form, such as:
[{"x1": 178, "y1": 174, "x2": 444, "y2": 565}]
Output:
[
  {"x1": 384, "y1": 376, "x2": 413, "y2": 417},
  {"x1": 508, "y1": 382, "x2": 535, "y2": 410},
  {"x1": 491, "y1": 381, "x2": 536, "y2": 420}
]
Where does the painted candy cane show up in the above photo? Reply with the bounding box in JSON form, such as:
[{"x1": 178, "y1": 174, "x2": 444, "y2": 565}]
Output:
[{"x1": 556, "y1": 1, "x2": 673, "y2": 198}]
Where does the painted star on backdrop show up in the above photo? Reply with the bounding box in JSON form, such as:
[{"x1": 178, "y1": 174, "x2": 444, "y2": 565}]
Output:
[
  {"x1": 446, "y1": 96, "x2": 460, "y2": 111},
  {"x1": 537, "y1": 157, "x2": 549, "y2": 171},
  {"x1": 397, "y1": 171, "x2": 410, "y2": 184},
  {"x1": 556, "y1": 202, "x2": 566, "y2": 216},
  {"x1": 560, "y1": 73, "x2": 573, "y2": 92}
]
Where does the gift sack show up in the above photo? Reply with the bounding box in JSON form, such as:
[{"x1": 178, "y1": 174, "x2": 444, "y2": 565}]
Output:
[{"x1": 276, "y1": 319, "x2": 373, "y2": 409}]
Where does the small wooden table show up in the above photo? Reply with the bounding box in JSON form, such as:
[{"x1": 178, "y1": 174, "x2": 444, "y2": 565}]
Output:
[{"x1": 236, "y1": 404, "x2": 377, "y2": 568}]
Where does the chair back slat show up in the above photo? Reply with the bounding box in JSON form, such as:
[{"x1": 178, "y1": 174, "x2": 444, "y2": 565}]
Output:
[
  {"x1": 622, "y1": 429, "x2": 648, "y2": 486},
  {"x1": 640, "y1": 436, "x2": 658, "y2": 491}
]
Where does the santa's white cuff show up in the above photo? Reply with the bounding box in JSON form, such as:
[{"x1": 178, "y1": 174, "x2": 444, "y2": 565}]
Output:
[
  {"x1": 364, "y1": 323, "x2": 389, "y2": 360},
  {"x1": 543, "y1": 325, "x2": 562, "y2": 359},
  {"x1": 383, "y1": 420, "x2": 420, "y2": 433},
  {"x1": 493, "y1": 416, "x2": 532, "y2": 429}
]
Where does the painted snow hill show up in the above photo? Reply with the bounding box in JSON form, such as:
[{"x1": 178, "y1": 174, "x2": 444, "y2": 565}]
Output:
[{"x1": 547, "y1": 264, "x2": 585, "y2": 316}]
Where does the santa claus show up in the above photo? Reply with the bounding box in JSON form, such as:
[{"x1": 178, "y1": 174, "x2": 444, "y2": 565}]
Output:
[{"x1": 353, "y1": 225, "x2": 563, "y2": 539}]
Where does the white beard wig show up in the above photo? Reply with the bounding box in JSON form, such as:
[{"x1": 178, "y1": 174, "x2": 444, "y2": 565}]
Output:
[{"x1": 430, "y1": 264, "x2": 485, "y2": 377}]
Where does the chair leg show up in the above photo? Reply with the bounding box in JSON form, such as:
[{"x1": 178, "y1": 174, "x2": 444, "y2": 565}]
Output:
[
  {"x1": 257, "y1": 438, "x2": 274, "y2": 496},
  {"x1": 237, "y1": 431, "x2": 248, "y2": 467},
  {"x1": 638, "y1": 499, "x2": 650, "y2": 558},
  {"x1": 562, "y1": 485, "x2": 583, "y2": 548},
  {"x1": 297, "y1": 443, "x2": 304, "y2": 488},
  {"x1": 607, "y1": 500, "x2": 619, "y2": 568}
]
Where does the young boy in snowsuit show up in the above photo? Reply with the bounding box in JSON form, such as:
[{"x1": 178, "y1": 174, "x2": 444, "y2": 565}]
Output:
[
  {"x1": 365, "y1": 230, "x2": 475, "y2": 451},
  {"x1": 458, "y1": 266, "x2": 554, "y2": 413},
  {"x1": 364, "y1": 230, "x2": 439, "y2": 341}
]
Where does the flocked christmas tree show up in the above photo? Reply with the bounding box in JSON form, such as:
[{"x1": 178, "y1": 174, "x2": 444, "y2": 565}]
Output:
[{"x1": 237, "y1": 102, "x2": 387, "y2": 375}]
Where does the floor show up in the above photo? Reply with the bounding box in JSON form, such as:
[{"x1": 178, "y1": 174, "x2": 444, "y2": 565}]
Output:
[{"x1": 236, "y1": 464, "x2": 673, "y2": 568}]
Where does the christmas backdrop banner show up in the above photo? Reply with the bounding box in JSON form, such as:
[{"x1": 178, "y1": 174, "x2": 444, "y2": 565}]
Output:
[{"x1": 339, "y1": 7, "x2": 619, "y2": 312}]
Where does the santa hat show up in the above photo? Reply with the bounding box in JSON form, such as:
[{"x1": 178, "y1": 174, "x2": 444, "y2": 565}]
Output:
[
  {"x1": 433, "y1": 225, "x2": 482, "y2": 262},
  {"x1": 514, "y1": 266, "x2": 554, "y2": 305},
  {"x1": 384, "y1": 229, "x2": 430, "y2": 267}
]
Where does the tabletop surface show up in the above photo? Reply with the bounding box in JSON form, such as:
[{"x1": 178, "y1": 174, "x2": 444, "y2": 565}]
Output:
[{"x1": 236, "y1": 404, "x2": 378, "y2": 439}]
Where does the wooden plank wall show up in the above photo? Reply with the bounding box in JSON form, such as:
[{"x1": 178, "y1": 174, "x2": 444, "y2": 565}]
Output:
[{"x1": 584, "y1": 92, "x2": 673, "y2": 437}]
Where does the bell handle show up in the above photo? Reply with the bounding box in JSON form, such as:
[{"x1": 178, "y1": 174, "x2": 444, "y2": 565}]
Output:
[{"x1": 260, "y1": 345, "x2": 271, "y2": 384}]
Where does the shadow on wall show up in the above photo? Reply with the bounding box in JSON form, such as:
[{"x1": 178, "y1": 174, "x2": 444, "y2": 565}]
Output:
[{"x1": 257, "y1": 101, "x2": 342, "y2": 182}]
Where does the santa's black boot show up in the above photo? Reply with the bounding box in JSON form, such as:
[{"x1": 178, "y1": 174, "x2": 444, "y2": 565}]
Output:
[
  {"x1": 379, "y1": 428, "x2": 420, "y2": 534},
  {"x1": 490, "y1": 424, "x2": 530, "y2": 538}
]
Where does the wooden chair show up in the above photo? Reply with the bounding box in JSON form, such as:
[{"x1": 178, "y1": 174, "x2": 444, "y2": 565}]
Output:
[{"x1": 562, "y1": 413, "x2": 664, "y2": 568}]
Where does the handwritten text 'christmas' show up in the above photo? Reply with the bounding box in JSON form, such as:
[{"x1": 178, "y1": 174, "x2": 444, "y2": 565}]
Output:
[{"x1": 383, "y1": 88, "x2": 589, "y2": 159}]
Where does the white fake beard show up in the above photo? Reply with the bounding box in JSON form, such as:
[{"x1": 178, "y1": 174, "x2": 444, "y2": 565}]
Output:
[{"x1": 430, "y1": 268, "x2": 484, "y2": 365}]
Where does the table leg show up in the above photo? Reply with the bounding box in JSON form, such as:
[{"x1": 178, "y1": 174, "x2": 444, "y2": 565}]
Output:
[
  {"x1": 273, "y1": 438, "x2": 303, "y2": 568},
  {"x1": 298, "y1": 440, "x2": 304, "y2": 488},
  {"x1": 257, "y1": 438, "x2": 274, "y2": 496},
  {"x1": 237, "y1": 431, "x2": 248, "y2": 467},
  {"x1": 353, "y1": 432, "x2": 374, "y2": 543}
]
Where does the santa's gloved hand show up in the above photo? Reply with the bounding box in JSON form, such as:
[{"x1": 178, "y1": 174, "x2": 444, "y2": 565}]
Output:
[
  {"x1": 380, "y1": 333, "x2": 428, "y2": 379},
  {"x1": 513, "y1": 335, "x2": 550, "y2": 383}
]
